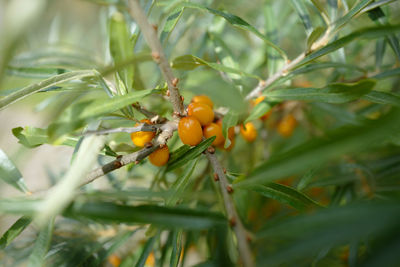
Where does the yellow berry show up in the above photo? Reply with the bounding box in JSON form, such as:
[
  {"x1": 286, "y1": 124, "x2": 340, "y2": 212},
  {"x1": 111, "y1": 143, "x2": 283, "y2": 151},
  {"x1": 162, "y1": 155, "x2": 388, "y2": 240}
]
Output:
[
  {"x1": 149, "y1": 146, "x2": 169, "y2": 166},
  {"x1": 277, "y1": 114, "x2": 297, "y2": 137},
  {"x1": 192, "y1": 95, "x2": 214, "y2": 108},
  {"x1": 203, "y1": 123, "x2": 224, "y2": 146},
  {"x1": 240, "y1": 122, "x2": 257, "y2": 142},
  {"x1": 108, "y1": 254, "x2": 121, "y2": 267},
  {"x1": 130, "y1": 119, "x2": 155, "y2": 147},
  {"x1": 178, "y1": 116, "x2": 203, "y2": 146},
  {"x1": 187, "y1": 102, "x2": 214, "y2": 126}
]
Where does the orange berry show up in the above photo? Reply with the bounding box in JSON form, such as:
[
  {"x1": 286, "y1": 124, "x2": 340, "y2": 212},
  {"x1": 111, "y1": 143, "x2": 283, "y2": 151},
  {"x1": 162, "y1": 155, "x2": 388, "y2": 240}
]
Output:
[
  {"x1": 149, "y1": 146, "x2": 169, "y2": 166},
  {"x1": 130, "y1": 119, "x2": 155, "y2": 147},
  {"x1": 252, "y1": 96, "x2": 265, "y2": 106},
  {"x1": 108, "y1": 254, "x2": 121, "y2": 267},
  {"x1": 192, "y1": 95, "x2": 214, "y2": 108},
  {"x1": 240, "y1": 122, "x2": 257, "y2": 142},
  {"x1": 277, "y1": 114, "x2": 297, "y2": 137},
  {"x1": 178, "y1": 116, "x2": 203, "y2": 146},
  {"x1": 203, "y1": 123, "x2": 224, "y2": 146},
  {"x1": 145, "y1": 252, "x2": 155, "y2": 267},
  {"x1": 187, "y1": 102, "x2": 214, "y2": 126}
]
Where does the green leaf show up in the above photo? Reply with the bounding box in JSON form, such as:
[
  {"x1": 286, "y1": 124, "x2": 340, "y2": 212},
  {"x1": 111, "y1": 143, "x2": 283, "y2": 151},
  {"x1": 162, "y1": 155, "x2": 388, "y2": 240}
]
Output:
[
  {"x1": 332, "y1": 0, "x2": 373, "y2": 32},
  {"x1": 64, "y1": 201, "x2": 226, "y2": 229},
  {"x1": 12, "y1": 126, "x2": 78, "y2": 148},
  {"x1": 265, "y1": 79, "x2": 376, "y2": 103},
  {"x1": 362, "y1": 91, "x2": 400, "y2": 107},
  {"x1": 307, "y1": 27, "x2": 326, "y2": 52},
  {"x1": 171, "y1": 55, "x2": 260, "y2": 80},
  {"x1": 245, "y1": 102, "x2": 271, "y2": 124},
  {"x1": 0, "y1": 149, "x2": 29, "y2": 193},
  {"x1": 170, "y1": 230, "x2": 183, "y2": 267},
  {"x1": 166, "y1": 137, "x2": 216, "y2": 171},
  {"x1": 222, "y1": 111, "x2": 239, "y2": 148},
  {"x1": 0, "y1": 216, "x2": 32, "y2": 249},
  {"x1": 257, "y1": 202, "x2": 400, "y2": 266},
  {"x1": 372, "y1": 67, "x2": 400, "y2": 79},
  {"x1": 175, "y1": 2, "x2": 287, "y2": 61},
  {"x1": 160, "y1": 6, "x2": 184, "y2": 44},
  {"x1": 109, "y1": 12, "x2": 134, "y2": 92},
  {"x1": 167, "y1": 159, "x2": 198, "y2": 206},
  {"x1": 241, "y1": 183, "x2": 321, "y2": 210},
  {"x1": 291, "y1": 0, "x2": 313, "y2": 34},
  {"x1": 310, "y1": 0, "x2": 329, "y2": 19},
  {"x1": 27, "y1": 218, "x2": 54, "y2": 267},
  {"x1": 299, "y1": 24, "x2": 400, "y2": 67},
  {"x1": 135, "y1": 235, "x2": 156, "y2": 267},
  {"x1": 0, "y1": 70, "x2": 95, "y2": 110},
  {"x1": 6, "y1": 66, "x2": 68, "y2": 79},
  {"x1": 235, "y1": 108, "x2": 400, "y2": 188}
]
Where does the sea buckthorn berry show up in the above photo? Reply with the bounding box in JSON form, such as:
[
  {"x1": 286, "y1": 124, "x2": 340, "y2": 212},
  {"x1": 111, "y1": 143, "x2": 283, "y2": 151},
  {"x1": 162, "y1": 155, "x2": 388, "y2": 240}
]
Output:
[
  {"x1": 191, "y1": 95, "x2": 214, "y2": 108},
  {"x1": 252, "y1": 96, "x2": 271, "y2": 121},
  {"x1": 149, "y1": 145, "x2": 169, "y2": 166},
  {"x1": 108, "y1": 254, "x2": 121, "y2": 267},
  {"x1": 277, "y1": 114, "x2": 297, "y2": 137},
  {"x1": 130, "y1": 119, "x2": 155, "y2": 147},
  {"x1": 203, "y1": 123, "x2": 224, "y2": 146},
  {"x1": 178, "y1": 116, "x2": 203, "y2": 146},
  {"x1": 240, "y1": 122, "x2": 257, "y2": 142},
  {"x1": 187, "y1": 102, "x2": 214, "y2": 126}
]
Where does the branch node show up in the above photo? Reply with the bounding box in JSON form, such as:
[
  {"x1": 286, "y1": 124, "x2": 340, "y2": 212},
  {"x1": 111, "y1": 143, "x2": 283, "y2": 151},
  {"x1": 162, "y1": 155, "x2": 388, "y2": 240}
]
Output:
[
  {"x1": 207, "y1": 146, "x2": 215, "y2": 154},
  {"x1": 223, "y1": 168, "x2": 227, "y2": 174},
  {"x1": 226, "y1": 185, "x2": 234, "y2": 194},
  {"x1": 145, "y1": 142, "x2": 153, "y2": 148},
  {"x1": 214, "y1": 173, "x2": 219, "y2": 181},
  {"x1": 135, "y1": 160, "x2": 140, "y2": 164},
  {"x1": 151, "y1": 52, "x2": 160, "y2": 62},
  {"x1": 229, "y1": 217, "x2": 237, "y2": 227},
  {"x1": 172, "y1": 78, "x2": 179, "y2": 87},
  {"x1": 166, "y1": 90, "x2": 170, "y2": 96}
]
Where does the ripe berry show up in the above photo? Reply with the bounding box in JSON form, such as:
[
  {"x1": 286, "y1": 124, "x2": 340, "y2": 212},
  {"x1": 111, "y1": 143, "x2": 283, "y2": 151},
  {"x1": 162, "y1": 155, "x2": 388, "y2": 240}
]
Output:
[
  {"x1": 203, "y1": 123, "x2": 224, "y2": 146},
  {"x1": 187, "y1": 102, "x2": 214, "y2": 126},
  {"x1": 149, "y1": 145, "x2": 169, "y2": 166},
  {"x1": 130, "y1": 119, "x2": 155, "y2": 147},
  {"x1": 240, "y1": 122, "x2": 257, "y2": 142},
  {"x1": 192, "y1": 95, "x2": 214, "y2": 108},
  {"x1": 277, "y1": 114, "x2": 297, "y2": 137},
  {"x1": 178, "y1": 116, "x2": 203, "y2": 146}
]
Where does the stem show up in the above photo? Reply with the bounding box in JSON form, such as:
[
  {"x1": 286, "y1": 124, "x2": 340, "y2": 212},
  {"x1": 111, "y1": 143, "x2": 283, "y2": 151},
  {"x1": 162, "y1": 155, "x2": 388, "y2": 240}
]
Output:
[
  {"x1": 245, "y1": 53, "x2": 305, "y2": 100},
  {"x1": 206, "y1": 152, "x2": 254, "y2": 267},
  {"x1": 83, "y1": 124, "x2": 159, "y2": 136},
  {"x1": 129, "y1": 0, "x2": 185, "y2": 115},
  {"x1": 129, "y1": 2, "x2": 253, "y2": 265}
]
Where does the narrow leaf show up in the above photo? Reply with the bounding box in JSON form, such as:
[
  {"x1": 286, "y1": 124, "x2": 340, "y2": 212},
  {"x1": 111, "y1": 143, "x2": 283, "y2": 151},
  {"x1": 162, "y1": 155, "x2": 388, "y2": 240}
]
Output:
[
  {"x1": 27, "y1": 218, "x2": 54, "y2": 267},
  {"x1": 166, "y1": 137, "x2": 216, "y2": 171},
  {"x1": 222, "y1": 111, "x2": 239, "y2": 148},
  {"x1": 265, "y1": 79, "x2": 375, "y2": 103},
  {"x1": 0, "y1": 70, "x2": 94, "y2": 110},
  {"x1": 362, "y1": 91, "x2": 400, "y2": 106},
  {"x1": 242, "y1": 183, "x2": 321, "y2": 210},
  {"x1": 0, "y1": 216, "x2": 32, "y2": 249},
  {"x1": 0, "y1": 149, "x2": 29, "y2": 193}
]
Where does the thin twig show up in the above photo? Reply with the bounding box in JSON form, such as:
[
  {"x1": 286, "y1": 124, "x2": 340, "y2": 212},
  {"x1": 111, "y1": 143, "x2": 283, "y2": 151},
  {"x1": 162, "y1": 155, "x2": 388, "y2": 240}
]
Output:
[
  {"x1": 82, "y1": 120, "x2": 178, "y2": 186},
  {"x1": 129, "y1": 0, "x2": 185, "y2": 116},
  {"x1": 206, "y1": 151, "x2": 254, "y2": 267},
  {"x1": 245, "y1": 53, "x2": 306, "y2": 100}
]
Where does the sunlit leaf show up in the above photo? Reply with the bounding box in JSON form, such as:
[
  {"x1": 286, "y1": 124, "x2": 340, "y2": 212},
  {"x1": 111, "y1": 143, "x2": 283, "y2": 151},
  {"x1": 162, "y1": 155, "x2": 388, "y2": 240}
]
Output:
[{"x1": 0, "y1": 149, "x2": 29, "y2": 193}]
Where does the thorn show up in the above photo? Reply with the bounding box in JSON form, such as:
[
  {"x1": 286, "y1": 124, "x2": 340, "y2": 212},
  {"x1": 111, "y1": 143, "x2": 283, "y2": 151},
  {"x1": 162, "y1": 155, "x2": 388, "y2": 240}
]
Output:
[
  {"x1": 207, "y1": 146, "x2": 215, "y2": 154},
  {"x1": 214, "y1": 173, "x2": 219, "y2": 181},
  {"x1": 152, "y1": 24, "x2": 158, "y2": 32},
  {"x1": 166, "y1": 90, "x2": 170, "y2": 96},
  {"x1": 152, "y1": 52, "x2": 160, "y2": 62},
  {"x1": 180, "y1": 95, "x2": 184, "y2": 102},
  {"x1": 145, "y1": 142, "x2": 153, "y2": 148},
  {"x1": 223, "y1": 168, "x2": 227, "y2": 174},
  {"x1": 226, "y1": 185, "x2": 233, "y2": 194},
  {"x1": 229, "y1": 217, "x2": 236, "y2": 227},
  {"x1": 172, "y1": 78, "x2": 179, "y2": 87}
]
